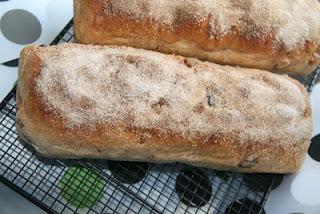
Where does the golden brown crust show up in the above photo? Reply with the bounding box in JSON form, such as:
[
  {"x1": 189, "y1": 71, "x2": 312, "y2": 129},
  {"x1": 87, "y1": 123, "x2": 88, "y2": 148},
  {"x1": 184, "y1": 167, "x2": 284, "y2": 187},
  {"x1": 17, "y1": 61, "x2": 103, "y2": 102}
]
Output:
[
  {"x1": 74, "y1": 0, "x2": 320, "y2": 75},
  {"x1": 16, "y1": 44, "x2": 312, "y2": 173}
]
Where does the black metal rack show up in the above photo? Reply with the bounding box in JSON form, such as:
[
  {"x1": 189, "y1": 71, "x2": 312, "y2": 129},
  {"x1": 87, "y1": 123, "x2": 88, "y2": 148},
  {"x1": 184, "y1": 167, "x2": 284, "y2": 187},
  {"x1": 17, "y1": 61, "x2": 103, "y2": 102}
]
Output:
[{"x1": 0, "y1": 20, "x2": 319, "y2": 214}]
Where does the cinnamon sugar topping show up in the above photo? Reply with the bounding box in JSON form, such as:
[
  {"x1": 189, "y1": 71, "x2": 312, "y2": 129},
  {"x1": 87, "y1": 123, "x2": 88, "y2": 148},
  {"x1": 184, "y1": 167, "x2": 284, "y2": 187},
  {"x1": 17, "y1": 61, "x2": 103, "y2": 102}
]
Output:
[
  {"x1": 35, "y1": 44, "x2": 311, "y2": 148},
  {"x1": 103, "y1": 0, "x2": 320, "y2": 50}
]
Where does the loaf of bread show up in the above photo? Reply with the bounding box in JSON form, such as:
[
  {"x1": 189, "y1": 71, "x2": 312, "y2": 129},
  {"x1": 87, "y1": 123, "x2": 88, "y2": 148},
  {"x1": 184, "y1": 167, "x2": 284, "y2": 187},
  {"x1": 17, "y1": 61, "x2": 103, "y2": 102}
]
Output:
[
  {"x1": 74, "y1": 0, "x2": 320, "y2": 76},
  {"x1": 16, "y1": 44, "x2": 312, "y2": 173}
]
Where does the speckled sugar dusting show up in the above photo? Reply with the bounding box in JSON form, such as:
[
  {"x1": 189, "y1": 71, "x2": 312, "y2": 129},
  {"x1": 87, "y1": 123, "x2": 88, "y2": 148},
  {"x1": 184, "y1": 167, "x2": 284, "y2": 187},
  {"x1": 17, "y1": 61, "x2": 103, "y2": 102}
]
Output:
[
  {"x1": 34, "y1": 44, "x2": 311, "y2": 150},
  {"x1": 103, "y1": 0, "x2": 320, "y2": 50}
]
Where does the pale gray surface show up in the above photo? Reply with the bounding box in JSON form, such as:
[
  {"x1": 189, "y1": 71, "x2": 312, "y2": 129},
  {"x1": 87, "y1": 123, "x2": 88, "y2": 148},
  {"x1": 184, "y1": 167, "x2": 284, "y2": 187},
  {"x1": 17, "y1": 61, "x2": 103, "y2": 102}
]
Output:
[
  {"x1": 0, "y1": 65, "x2": 18, "y2": 101},
  {"x1": 0, "y1": 9, "x2": 41, "y2": 44},
  {"x1": 0, "y1": 183, "x2": 46, "y2": 214}
]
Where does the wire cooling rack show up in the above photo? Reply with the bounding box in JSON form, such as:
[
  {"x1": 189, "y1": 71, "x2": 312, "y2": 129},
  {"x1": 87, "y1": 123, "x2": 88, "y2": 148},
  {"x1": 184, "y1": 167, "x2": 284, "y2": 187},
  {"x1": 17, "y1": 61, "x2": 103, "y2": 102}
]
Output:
[{"x1": 1, "y1": 20, "x2": 319, "y2": 214}]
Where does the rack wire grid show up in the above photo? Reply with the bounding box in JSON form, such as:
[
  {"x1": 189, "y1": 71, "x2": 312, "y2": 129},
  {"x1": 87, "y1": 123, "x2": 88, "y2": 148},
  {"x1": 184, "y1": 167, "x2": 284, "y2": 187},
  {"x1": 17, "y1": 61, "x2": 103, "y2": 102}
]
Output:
[{"x1": 0, "y1": 20, "x2": 319, "y2": 214}]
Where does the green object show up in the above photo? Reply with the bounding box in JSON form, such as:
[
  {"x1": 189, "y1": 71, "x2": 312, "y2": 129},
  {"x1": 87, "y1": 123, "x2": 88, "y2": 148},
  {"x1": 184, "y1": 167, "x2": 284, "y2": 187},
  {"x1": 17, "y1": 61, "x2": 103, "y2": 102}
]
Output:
[{"x1": 60, "y1": 167, "x2": 105, "y2": 208}]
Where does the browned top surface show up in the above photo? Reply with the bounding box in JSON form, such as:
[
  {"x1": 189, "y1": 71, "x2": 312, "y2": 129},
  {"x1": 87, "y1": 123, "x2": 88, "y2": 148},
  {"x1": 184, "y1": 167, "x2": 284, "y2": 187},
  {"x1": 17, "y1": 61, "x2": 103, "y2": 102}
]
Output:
[{"x1": 98, "y1": 0, "x2": 320, "y2": 51}]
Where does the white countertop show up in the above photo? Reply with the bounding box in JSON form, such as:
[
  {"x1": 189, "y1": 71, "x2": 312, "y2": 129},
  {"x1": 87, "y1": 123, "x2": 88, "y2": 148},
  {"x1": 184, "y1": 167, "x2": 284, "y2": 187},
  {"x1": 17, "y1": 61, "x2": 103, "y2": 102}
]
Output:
[
  {"x1": 1, "y1": 1, "x2": 320, "y2": 213},
  {"x1": 0, "y1": 1, "x2": 73, "y2": 214},
  {"x1": 0, "y1": 183, "x2": 46, "y2": 214}
]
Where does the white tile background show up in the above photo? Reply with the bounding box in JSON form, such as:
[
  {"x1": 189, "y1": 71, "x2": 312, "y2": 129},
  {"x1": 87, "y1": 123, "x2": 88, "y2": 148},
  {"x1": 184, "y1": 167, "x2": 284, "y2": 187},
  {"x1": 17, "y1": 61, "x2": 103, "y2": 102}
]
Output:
[
  {"x1": 0, "y1": 1, "x2": 72, "y2": 213},
  {"x1": 1, "y1": 1, "x2": 320, "y2": 213}
]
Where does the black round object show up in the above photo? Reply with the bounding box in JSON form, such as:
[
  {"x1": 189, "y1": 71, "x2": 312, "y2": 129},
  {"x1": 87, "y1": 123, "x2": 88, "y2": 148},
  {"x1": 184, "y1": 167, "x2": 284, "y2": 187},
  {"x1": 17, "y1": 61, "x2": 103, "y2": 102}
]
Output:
[
  {"x1": 3, "y1": 58, "x2": 18, "y2": 67},
  {"x1": 225, "y1": 198, "x2": 265, "y2": 214},
  {"x1": 36, "y1": 155, "x2": 63, "y2": 166},
  {"x1": 215, "y1": 170, "x2": 230, "y2": 182},
  {"x1": 108, "y1": 161, "x2": 148, "y2": 184},
  {"x1": 87, "y1": 159, "x2": 109, "y2": 170},
  {"x1": 308, "y1": 134, "x2": 320, "y2": 162},
  {"x1": 175, "y1": 168, "x2": 212, "y2": 207},
  {"x1": 243, "y1": 173, "x2": 283, "y2": 192},
  {"x1": 59, "y1": 159, "x2": 84, "y2": 167}
]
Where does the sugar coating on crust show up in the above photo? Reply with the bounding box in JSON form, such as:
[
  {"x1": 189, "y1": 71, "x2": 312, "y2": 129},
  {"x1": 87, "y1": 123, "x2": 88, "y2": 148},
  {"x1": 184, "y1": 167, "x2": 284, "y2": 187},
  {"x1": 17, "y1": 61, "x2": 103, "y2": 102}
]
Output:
[
  {"x1": 102, "y1": 0, "x2": 320, "y2": 50},
  {"x1": 35, "y1": 44, "x2": 311, "y2": 149}
]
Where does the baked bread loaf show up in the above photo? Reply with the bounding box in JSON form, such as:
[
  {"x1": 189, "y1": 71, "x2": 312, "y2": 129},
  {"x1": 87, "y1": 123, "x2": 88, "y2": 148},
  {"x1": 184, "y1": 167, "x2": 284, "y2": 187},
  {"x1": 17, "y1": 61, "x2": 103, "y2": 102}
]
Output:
[
  {"x1": 16, "y1": 44, "x2": 312, "y2": 173},
  {"x1": 74, "y1": 0, "x2": 320, "y2": 75}
]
